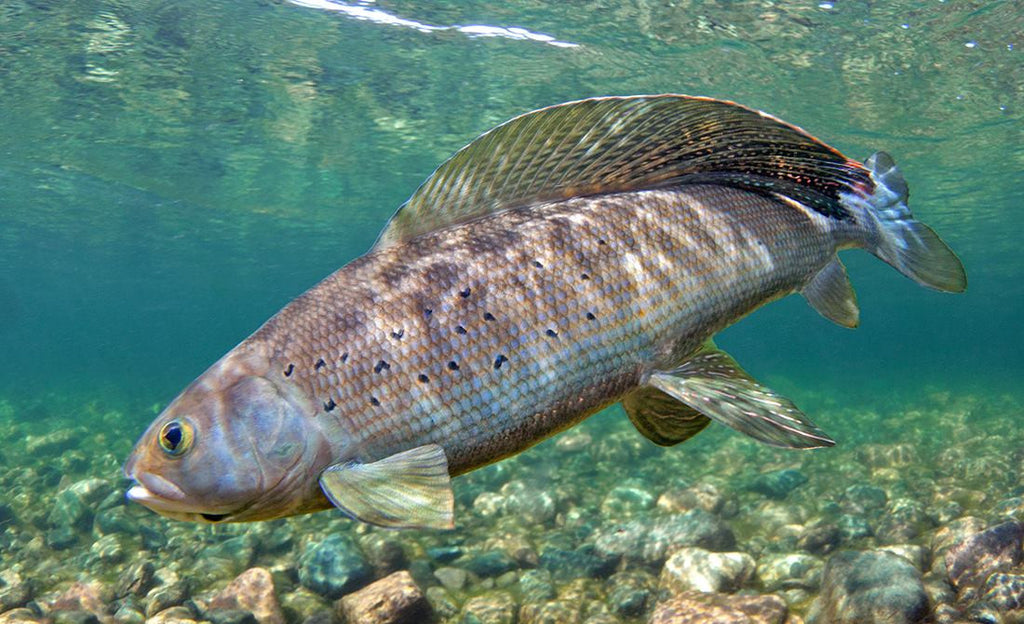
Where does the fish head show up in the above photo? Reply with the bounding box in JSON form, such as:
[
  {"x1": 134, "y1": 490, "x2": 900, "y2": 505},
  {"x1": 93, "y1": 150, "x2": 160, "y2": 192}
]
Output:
[{"x1": 123, "y1": 351, "x2": 331, "y2": 522}]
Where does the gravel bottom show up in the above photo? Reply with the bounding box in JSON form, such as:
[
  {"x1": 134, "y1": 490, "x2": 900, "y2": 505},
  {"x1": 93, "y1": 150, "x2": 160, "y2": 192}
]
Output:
[{"x1": 0, "y1": 388, "x2": 1021, "y2": 624}]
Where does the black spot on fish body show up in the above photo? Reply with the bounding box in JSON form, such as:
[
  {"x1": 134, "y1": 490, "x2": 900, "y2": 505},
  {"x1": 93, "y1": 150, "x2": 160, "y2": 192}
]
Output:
[
  {"x1": 202, "y1": 513, "x2": 229, "y2": 522},
  {"x1": 483, "y1": 312, "x2": 496, "y2": 321},
  {"x1": 283, "y1": 363, "x2": 294, "y2": 377},
  {"x1": 391, "y1": 329, "x2": 404, "y2": 340},
  {"x1": 455, "y1": 325, "x2": 467, "y2": 335},
  {"x1": 370, "y1": 397, "x2": 380, "y2": 406},
  {"x1": 459, "y1": 287, "x2": 471, "y2": 298},
  {"x1": 324, "y1": 398, "x2": 336, "y2": 412},
  {"x1": 315, "y1": 359, "x2": 326, "y2": 370},
  {"x1": 424, "y1": 308, "x2": 433, "y2": 318},
  {"x1": 546, "y1": 329, "x2": 558, "y2": 338},
  {"x1": 417, "y1": 374, "x2": 430, "y2": 383},
  {"x1": 581, "y1": 273, "x2": 590, "y2": 280},
  {"x1": 341, "y1": 352, "x2": 349, "y2": 363},
  {"x1": 586, "y1": 312, "x2": 597, "y2": 321},
  {"x1": 597, "y1": 238, "x2": 607, "y2": 246},
  {"x1": 532, "y1": 260, "x2": 543, "y2": 268},
  {"x1": 494, "y1": 355, "x2": 508, "y2": 370},
  {"x1": 374, "y1": 360, "x2": 391, "y2": 373},
  {"x1": 448, "y1": 361, "x2": 460, "y2": 371}
]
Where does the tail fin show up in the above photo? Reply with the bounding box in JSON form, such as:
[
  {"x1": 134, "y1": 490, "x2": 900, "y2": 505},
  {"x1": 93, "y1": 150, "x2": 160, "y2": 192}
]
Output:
[{"x1": 845, "y1": 152, "x2": 966, "y2": 293}]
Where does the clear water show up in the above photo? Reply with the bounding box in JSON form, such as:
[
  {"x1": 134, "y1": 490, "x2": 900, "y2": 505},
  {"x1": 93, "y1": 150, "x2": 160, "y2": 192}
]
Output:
[{"x1": 1, "y1": 0, "x2": 1022, "y2": 619}]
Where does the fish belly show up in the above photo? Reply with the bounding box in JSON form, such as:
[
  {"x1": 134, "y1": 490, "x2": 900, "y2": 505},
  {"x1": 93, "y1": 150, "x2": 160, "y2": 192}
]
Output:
[{"x1": 250, "y1": 184, "x2": 838, "y2": 475}]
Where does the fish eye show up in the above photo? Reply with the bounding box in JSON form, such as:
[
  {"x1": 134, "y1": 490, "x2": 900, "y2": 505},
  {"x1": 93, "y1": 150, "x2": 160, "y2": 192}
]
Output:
[{"x1": 158, "y1": 419, "x2": 194, "y2": 456}]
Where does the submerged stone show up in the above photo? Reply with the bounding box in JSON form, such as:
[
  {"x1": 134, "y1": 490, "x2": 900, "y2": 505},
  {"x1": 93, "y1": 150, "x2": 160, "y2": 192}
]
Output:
[
  {"x1": 336, "y1": 571, "x2": 429, "y2": 624},
  {"x1": 946, "y1": 520, "x2": 1024, "y2": 601},
  {"x1": 650, "y1": 591, "x2": 787, "y2": 624},
  {"x1": 538, "y1": 545, "x2": 616, "y2": 581},
  {"x1": 457, "y1": 591, "x2": 516, "y2": 624},
  {"x1": 660, "y1": 547, "x2": 755, "y2": 594},
  {"x1": 748, "y1": 469, "x2": 808, "y2": 500},
  {"x1": 818, "y1": 550, "x2": 929, "y2": 624},
  {"x1": 298, "y1": 534, "x2": 373, "y2": 599},
  {"x1": 462, "y1": 551, "x2": 517, "y2": 578}
]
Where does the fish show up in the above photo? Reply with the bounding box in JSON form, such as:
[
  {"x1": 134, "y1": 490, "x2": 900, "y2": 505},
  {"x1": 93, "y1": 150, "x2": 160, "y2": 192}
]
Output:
[{"x1": 123, "y1": 95, "x2": 966, "y2": 529}]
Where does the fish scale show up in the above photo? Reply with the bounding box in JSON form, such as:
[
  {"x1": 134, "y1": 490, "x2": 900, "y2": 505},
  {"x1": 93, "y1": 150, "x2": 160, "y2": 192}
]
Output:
[
  {"x1": 250, "y1": 184, "x2": 836, "y2": 475},
  {"x1": 124, "y1": 95, "x2": 964, "y2": 528}
]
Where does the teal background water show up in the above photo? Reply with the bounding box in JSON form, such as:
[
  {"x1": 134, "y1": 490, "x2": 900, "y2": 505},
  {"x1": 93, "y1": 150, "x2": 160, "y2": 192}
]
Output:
[{"x1": 0, "y1": 0, "x2": 1022, "y2": 618}]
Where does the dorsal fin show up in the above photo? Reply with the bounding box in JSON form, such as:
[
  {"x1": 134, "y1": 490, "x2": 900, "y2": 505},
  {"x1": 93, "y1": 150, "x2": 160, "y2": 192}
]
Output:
[{"x1": 373, "y1": 95, "x2": 873, "y2": 249}]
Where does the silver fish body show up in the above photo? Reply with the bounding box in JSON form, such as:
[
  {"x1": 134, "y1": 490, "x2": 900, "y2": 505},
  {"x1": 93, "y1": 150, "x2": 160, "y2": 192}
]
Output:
[{"x1": 124, "y1": 96, "x2": 965, "y2": 528}]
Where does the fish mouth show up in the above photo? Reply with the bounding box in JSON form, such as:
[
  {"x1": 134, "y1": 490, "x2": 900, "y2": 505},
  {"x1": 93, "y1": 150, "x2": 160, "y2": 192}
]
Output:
[{"x1": 125, "y1": 473, "x2": 236, "y2": 522}]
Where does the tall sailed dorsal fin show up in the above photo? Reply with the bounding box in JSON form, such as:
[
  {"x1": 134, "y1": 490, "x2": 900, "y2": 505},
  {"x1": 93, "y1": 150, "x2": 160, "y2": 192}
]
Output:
[{"x1": 374, "y1": 95, "x2": 873, "y2": 249}]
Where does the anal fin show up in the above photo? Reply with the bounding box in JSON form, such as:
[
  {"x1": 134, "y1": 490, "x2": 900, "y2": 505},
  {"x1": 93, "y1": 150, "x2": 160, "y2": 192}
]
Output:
[
  {"x1": 622, "y1": 386, "x2": 711, "y2": 446},
  {"x1": 319, "y1": 444, "x2": 454, "y2": 530},
  {"x1": 801, "y1": 257, "x2": 859, "y2": 328},
  {"x1": 648, "y1": 343, "x2": 834, "y2": 449}
]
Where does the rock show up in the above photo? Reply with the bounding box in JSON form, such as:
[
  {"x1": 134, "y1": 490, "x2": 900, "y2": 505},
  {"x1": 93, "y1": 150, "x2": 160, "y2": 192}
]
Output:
[
  {"x1": 112, "y1": 602, "x2": 146, "y2": 624},
  {"x1": 538, "y1": 545, "x2": 616, "y2": 581},
  {"x1": 660, "y1": 547, "x2": 755, "y2": 594},
  {"x1": 836, "y1": 513, "x2": 872, "y2": 540},
  {"x1": 606, "y1": 570, "x2": 654, "y2": 617},
  {"x1": 597, "y1": 510, "x2": 735, "y2": 566},
  {"x1": 457, "y1": 591, "x2": 516, "y2": 624},
  {"x1": 115, "y1": 561, "x2": 156, "y2": 599},
  {"x1": 650, "y1": 591, "x2": 788, "y2": 624},
  {"x1": 90, "y1": 534, "x2": 126, "y2": 563},
  {"x1": 48, "y1": 488, "x2": 89, "y2": 531},
  {"x1": 757, "y1": 553, "x2": 823, "y2": 592},
  {"x1": 840, "y1": 484, "x2": 888, "y2": 514},
  {"x1": 433, "y1": 567, "x2": 469, "y2": 592},
  {"x1": 204, "y1": 610, "x2": 257, "y2": 624},
  {"x1": 818, "y1": 550, "x2": 930, "y2": 624},
  {"x1": 797, "y1": 522, "x2": 841, "y2": 555},
  {"x1": 473, "y1": 492, "x2": 506, "y2": 518},
  {"x1": 52, "y1": 611, "x2": 99, "y2": 624},
  {"x1": 197, "y1": 568, "x2": 284, "y2": 624},
  {"x1": 748, "y1": 469, "x2": 807, "y2": 500},
  {"x1": 875, "y1": 498, "x2": 936, "y2": 544},
  {"x1": 975, "y1": 572, "x2": 1024, "y2": 618},
  {"x1": 555, "y1": 430, "x2": 591, "y2": 453},
  {"x1": 25, "y1": 429, "x2": 79, "y2": 455},
  {"x1": 519, "y1": 569, "x2": 556, "y2": 603},
  {"x1": 657, "y1": 483, "x2": 725, "y2": 515},
  {"x1": 879, "y1": 544, "x2": 929, "y2": 572},
  {"x1": 42, "y1": 582, "x2": 109, "y2": 618},
  {"x1": 426, "y1": 546, "x2": 462, "y2": 564},
  {"x1": 425, "y1": 586, "x2": 459, "y2": 619},
  {"x1": 462, "y1": 551, "x2": 516, "y2": 578},
  {"x1": 600, "y1": 484, "x2": 655, "y2": 518},
  {"x1": 858, "y1": 443, "x2": 918, "y2": 470},
  {"x1": 145, "y1": 581, "x2": 191, "y2": 617},
  {"x1": 94, "y1": 507, "x2": 139, "y2": 536},
  {"x1": 946, "y1": 520, "x2": 1023, "y2": 601},
  {"x1": 0, "y1": 571, "x2": 34, "y2": 611},
  {"x1": 298, "y1": 534, "x2": 373, "y2": 599},
  {"x1": 0, "y1": 608, "x2": 44, "y2": 623},
  {"x1": 45, "y1": 525, "x2": 78, "y2": 550},
  {"x1": 359, "y1": 534, "x2": 407, "y2": 577},
  {"x1": 335, "y1": 571, "x2": 429, "y2": 624},
  {"x1": 146, "y1": 606, "x2": 201, "y2": 624},
  {"x1": 518, "y1": 600, "x2": 581, "y2": 624},
  {"x1": 503, "y1": 481, "x2": 556, "y2": 525}
]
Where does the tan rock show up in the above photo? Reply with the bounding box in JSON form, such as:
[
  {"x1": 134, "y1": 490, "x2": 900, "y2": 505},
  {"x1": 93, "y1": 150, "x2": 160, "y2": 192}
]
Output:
[
  {"x1": 199, "y1": 567, "x2": 284, "y2": 624},
  {"x1": 336, "y1": 570, "x2": 430, "y2": 624}
]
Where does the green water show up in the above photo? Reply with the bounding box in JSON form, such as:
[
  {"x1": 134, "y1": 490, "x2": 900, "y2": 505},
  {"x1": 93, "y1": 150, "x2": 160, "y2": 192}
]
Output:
[{"x1": 1, "y1": 0, "x2": 1022, "y2": 621}]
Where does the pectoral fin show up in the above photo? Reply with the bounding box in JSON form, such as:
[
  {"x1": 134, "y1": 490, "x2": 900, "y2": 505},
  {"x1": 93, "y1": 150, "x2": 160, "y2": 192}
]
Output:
[
  {"x1": 622, "y1": 386, "x2": 711, "y2": 446},
  {"x1": 648, "y1": 344, "x2": 835, "y2": 449},
  {"x1": 802, "y1": 257, "x2": 859, "y2": 328},
  {"x1": 319, "y1": 444, "x2": 455, "y2": 530}
]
